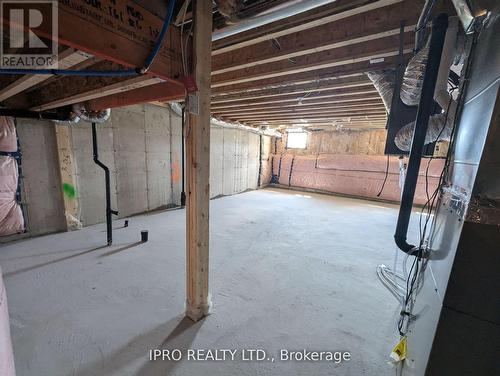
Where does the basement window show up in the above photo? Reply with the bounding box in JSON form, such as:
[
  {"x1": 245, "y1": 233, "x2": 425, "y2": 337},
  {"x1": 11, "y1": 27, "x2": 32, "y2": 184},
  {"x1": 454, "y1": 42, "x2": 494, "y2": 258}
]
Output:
[{"x1": 286, "y1": 130, "x2": 308, "y2": 149}]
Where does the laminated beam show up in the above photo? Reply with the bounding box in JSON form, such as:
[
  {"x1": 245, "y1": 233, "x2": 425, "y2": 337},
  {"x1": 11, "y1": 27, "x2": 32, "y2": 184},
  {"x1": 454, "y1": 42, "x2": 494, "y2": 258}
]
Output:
[
  {"x1": 186, "y1": 0, "x2": 212, "y2": 322},
  {"x1": 0, "y1": 0, "x2": 184, "y2": 81}
]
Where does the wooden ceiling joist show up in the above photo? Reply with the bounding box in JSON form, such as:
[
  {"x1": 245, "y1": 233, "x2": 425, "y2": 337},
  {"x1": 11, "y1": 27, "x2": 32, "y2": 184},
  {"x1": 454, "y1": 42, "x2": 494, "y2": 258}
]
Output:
[
  {"x1": 217, "y1": 108, "x2": 387, "y2": 119},
  {"x1": 212, "y1": 33, "x2": 413, "y2": 87},
  {"x1": 213, "y1": 104, "x2": 386, "y2": 117},
  {"x1": 212, "y1": 1, "x2": 419, "y2": 74},
  {"x1": 212, "y1": 54, "x2": 406, "y2": 94},
  {"x1": 0, "y1": 49, "x2": 90, "y2": 102},
  {"x1": 212, "y1": 0, "x2": 405, "y2": 54},
  {"x1": 210, "y1": 87, "x2": 379, "y2": 109},
  {"x1": 231, "y1": 112, "x2": 388, "y2": 121},
  {"x1": 211, "y1": 76, "x2": 374, "y2": 103},
  {"x1": 212, "y1": 95, "x2": 384, "y2": 112}
]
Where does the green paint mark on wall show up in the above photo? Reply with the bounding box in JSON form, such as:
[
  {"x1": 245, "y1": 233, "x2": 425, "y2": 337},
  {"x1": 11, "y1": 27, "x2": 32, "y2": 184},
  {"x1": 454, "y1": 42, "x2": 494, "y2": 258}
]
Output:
[{"x1": 63, "y1": 183, "x2": 77, "y2": 199}]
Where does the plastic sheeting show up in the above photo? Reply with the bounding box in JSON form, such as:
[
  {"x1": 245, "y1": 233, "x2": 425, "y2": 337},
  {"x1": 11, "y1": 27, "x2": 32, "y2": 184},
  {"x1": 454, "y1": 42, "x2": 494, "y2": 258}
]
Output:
[
  {"x1": 269, "y1": 153, "x2": 444, "y2": 205},
  {"x1": 0, "y1": 117, "x2": 24, "y2": 236},
  {"x1": 400, "y1": 46, "x2": 429, "y2": 106},
  {"x1": 367, "y1": 70, "x2": 394, "y2": 113},
  {"x1": 394, "y1": 112, "x2": 453, "y2": 151}
]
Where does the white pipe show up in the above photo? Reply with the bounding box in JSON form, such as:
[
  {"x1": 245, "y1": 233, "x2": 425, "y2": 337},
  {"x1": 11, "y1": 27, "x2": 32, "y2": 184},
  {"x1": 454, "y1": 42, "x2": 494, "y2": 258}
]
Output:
[{"x1": 212, "y1": 0, "x2": 337, "y2": 41}]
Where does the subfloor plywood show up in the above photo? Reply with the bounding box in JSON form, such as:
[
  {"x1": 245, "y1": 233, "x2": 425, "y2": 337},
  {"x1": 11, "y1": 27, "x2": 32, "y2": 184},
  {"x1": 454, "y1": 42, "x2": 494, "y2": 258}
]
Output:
[{"x1": 0, "y1": 188, "x2": 423, "y2": 376}]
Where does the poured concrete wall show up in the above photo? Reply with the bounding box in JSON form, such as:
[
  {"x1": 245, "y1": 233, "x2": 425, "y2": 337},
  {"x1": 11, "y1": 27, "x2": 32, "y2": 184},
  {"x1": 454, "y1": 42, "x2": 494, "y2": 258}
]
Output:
[
  {"x1": 69, "y1": 105, "x2": 261, "y2": 226},
  {"x1": 210, "y1": 126, "x2": 261, "y2": 197},
  {"x1": 6, "y1": 105, "x2": 263, "y2": 235},
  {"x1": 67, "y1": 104, "x2": 183, "y2": 226},
  {"x1": 16, "y1": 120, "x2": 67, "y2": 235}
]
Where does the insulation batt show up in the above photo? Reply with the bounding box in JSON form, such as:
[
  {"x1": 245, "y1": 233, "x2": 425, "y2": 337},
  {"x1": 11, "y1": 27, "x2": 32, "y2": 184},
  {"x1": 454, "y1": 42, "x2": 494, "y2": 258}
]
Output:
[
  {"x1": 400, "y1": 46, "x2": 429, "y2": 106},
  {"x1": 394, "y1": 112, "x2": 453, "y2": 152},
  {"x1": 0, "y1": 117, "x2": 24, "y2": 236},
  {"x1": 367, "y1": 70, "x2": 394, "y2": 113}
]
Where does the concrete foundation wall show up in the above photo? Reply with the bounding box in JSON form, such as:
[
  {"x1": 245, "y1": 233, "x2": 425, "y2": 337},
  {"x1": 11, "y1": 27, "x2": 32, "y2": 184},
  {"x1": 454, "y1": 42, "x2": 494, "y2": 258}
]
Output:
[
  {"x1": 67, "y1": 104, "x2": 179, "y2": 226},
  {"x1": 6, "y1": 105, "x2": 264, "y2": 235},
  {"x1": 16, "y1": 120, "x2": 67, "y2": 235},
  {"x1": 210, "y1": 126, "x2": 262, "y2": 197},
  {"x1": 69, "y1": 105, "x2": 261, "y2": 226}
]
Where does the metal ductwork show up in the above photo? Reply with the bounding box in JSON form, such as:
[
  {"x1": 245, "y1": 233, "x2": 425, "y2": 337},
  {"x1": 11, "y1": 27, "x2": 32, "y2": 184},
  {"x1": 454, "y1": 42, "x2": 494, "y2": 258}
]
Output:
[{"x1": 212, "y1": 0, "x2": 336, "y2": 41}]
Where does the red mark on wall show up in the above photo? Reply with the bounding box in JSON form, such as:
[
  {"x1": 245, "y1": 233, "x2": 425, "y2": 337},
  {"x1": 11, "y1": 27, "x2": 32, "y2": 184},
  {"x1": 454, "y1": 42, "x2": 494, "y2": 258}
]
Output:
[{"x1": 171, "y1": 153, "x2": 180, "y2": 183}]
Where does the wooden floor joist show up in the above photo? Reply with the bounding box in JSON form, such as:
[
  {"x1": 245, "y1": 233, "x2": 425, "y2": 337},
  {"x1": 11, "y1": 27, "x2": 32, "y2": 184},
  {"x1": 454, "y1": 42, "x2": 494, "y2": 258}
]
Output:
[{"x1": 211, "y1": 55, "x2": 407, "y2": 94}]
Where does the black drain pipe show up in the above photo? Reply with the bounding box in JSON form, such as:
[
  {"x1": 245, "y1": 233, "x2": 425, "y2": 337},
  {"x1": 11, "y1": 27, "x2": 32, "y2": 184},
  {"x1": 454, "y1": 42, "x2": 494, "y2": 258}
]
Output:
[
  {"x1": 394, "y1": 13, "x2": 449, "y2": 254},
  {"x1": 92, "y1": 122, "x2": 118, "y2": 245},
  {"x1": 180, "y1": 106, "x2": 186, "y2": 206}
]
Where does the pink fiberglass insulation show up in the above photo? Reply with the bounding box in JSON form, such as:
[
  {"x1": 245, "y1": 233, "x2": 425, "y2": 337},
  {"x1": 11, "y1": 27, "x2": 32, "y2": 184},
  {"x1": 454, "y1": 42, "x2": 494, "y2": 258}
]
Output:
[
  {"x1": 0, "y1": 117, "x2": 17, "y2": 152},
  {"x1": 271, "y1": 154, "x2": 444, "y2": 205},
  {"x1": 0, "y1": 117, "x2": 24, "y2": 236}
]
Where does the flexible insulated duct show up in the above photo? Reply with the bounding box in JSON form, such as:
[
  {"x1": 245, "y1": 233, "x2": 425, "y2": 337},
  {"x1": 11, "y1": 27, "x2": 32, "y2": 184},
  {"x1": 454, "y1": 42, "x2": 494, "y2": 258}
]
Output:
[
  {"x1": 72, "y1": 104, "x2": 110, "y2": 123},
  {"x1": 394, "y1": 112, "x2": 453, "y2": 151},
  {"x1": 367, "y1": 70, "x2": 394, "y2": 113},
  {"x1": 400, "y1": 46, "x2": 429, "y2": 106}
]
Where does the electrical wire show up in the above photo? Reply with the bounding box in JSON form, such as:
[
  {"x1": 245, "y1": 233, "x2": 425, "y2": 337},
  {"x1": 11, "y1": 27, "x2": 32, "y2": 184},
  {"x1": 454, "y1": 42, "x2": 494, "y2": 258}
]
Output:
[
  {"x1": 396, "y1": 20, "x2": 483, "y2": 336},
  {"x1": 377, "y1": 155, "x2": 390, "y2": 197},
  {"x1": 0, "y1": 0, "x2": 176, "y2": 77}
]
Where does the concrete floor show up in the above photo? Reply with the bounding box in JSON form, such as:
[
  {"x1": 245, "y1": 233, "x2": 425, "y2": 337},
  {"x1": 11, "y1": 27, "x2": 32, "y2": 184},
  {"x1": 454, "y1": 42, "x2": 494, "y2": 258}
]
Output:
[{"x1": 0, "y1": 188, "x2": 418, "y2": 376}]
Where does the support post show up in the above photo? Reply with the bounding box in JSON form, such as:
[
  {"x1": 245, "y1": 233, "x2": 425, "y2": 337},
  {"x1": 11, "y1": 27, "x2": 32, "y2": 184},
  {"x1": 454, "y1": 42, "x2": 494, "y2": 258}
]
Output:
[{"x1": 185, "y1": 0, "x2": 212, "y2": 322}]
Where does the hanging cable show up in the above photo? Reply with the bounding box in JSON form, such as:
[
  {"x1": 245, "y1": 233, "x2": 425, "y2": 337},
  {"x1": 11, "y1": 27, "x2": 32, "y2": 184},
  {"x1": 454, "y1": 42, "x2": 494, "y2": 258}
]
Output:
[
  {"x1": 376, "y1": 155, "x2": 390, "y2": 197},
  {"x1": 0, "y1": 0, "x2": 176, "y2": 77}
]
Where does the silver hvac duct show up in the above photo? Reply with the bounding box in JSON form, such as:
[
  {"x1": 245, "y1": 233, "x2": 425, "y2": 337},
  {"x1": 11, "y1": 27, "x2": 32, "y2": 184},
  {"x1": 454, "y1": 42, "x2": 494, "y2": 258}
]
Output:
[
  {"x1": 212, "y1": 0, "x2": 337, "y2": 41},
  {"x1": 394, "y1": 17, "x2": 460, "y2": 151}
]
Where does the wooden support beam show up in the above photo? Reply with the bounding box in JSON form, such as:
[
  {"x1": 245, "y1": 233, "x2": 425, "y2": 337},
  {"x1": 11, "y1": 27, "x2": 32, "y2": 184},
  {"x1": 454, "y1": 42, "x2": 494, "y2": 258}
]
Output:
[
  {"x1": 87, "y1": 82, "x2": 185, "y2": 110},
  {"x1": 186, "y1": 0, "x2": 212, "y2": 322}
]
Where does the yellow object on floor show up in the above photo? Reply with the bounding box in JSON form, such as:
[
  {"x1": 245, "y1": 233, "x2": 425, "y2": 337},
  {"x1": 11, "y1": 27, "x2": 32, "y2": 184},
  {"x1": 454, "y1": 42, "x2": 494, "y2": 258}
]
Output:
[{"x1": 391, "y1": 336, "x2": 407, "y2": 362}]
